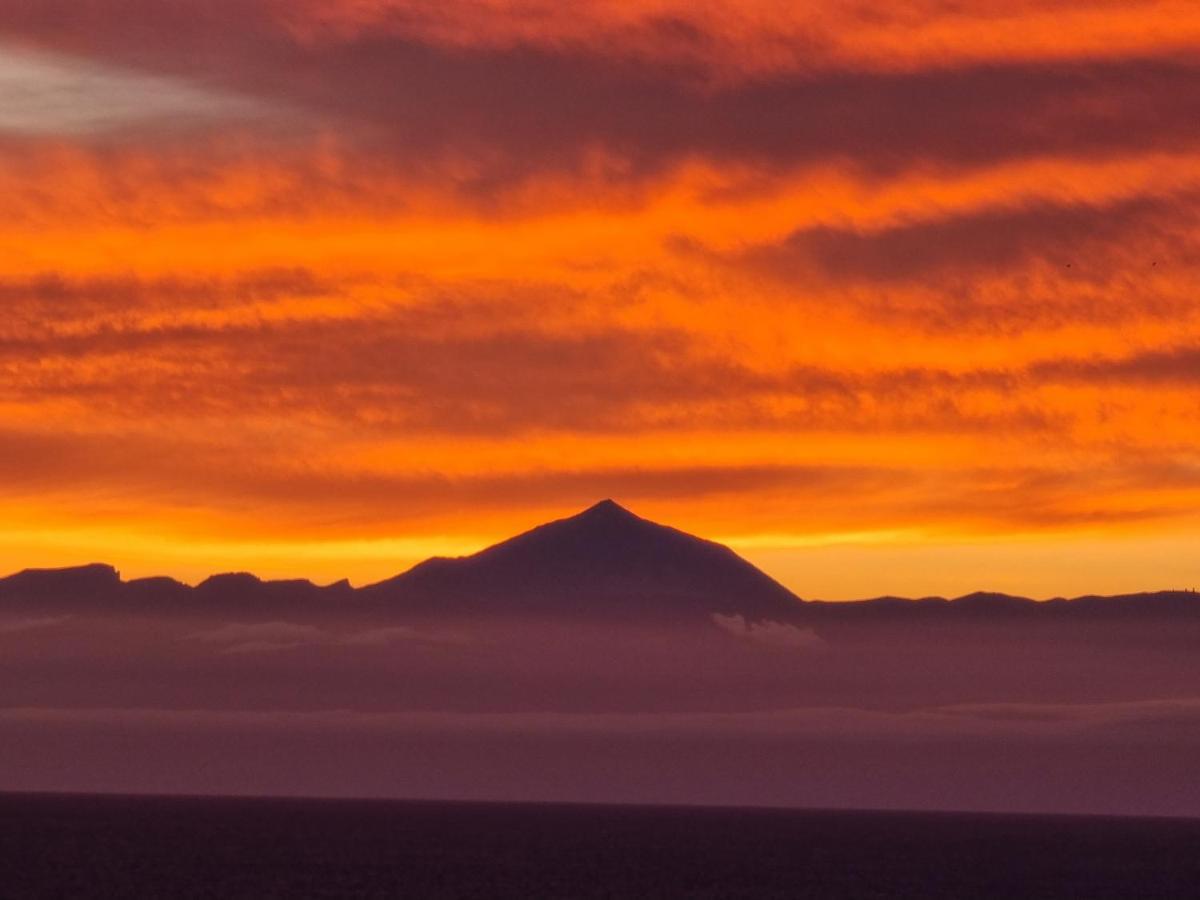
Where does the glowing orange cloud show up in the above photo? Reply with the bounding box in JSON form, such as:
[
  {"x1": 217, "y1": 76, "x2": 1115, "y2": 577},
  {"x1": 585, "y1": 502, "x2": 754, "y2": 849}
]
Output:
[{"x1": 0, "y1": 0, "x2": 1197, "y2": 598}]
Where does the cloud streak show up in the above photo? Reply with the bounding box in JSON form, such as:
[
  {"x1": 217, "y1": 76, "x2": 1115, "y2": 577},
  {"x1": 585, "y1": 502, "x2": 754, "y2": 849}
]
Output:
[
  {"x1": 6, "y1": 697, "x2": 1200, "y2": 741},
  {"x1": 0, "y1": 42, "x2": 274, "y2": 136}
]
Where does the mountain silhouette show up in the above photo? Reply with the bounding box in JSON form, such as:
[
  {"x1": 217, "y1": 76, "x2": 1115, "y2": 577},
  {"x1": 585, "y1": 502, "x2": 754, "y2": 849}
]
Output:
[
  {"x1": 0, "y1": 563, "x2": 122, "y2": 599},
  {"x1": 362, "y1": 499, "x2": 803, "y2": 621},
  {"x1": 195, "y1": 573, "x2": 354, "y2": 605},
  {"x1": 0, "y1": 500, "x2": 1197, "y2": 622}
]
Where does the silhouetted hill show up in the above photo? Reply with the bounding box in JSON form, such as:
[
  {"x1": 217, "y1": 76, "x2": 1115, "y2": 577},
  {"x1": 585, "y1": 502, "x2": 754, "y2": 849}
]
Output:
[
  {"x1": 196, "y1": 572, "x2": 330, "y2": 600},
  {"x1": 0, "y1": 563, "x2": 121, "y2": 600},
  {"x1": 194, "y1": 573, "x2": 355, "y2": 607},
  {"x1": 799, "y1": 589, "x2": 1200, "y2": 623},
  {"x1": 362, "y1": 499, "x2": 803, "y2": 621},
  {"x1": 0, "y1": 566, "x2": 349, "y2": 611}
]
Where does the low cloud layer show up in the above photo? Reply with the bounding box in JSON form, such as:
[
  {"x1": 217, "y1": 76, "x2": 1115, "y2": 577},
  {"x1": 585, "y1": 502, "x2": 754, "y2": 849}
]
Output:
[
  {"x1": 4, "y1": 602, "x2": 1200, "y2": 814},
  {"x1": 8, "y1": 696, "x2": 1200, "y2": 741},
  {"x1": 710, "y1": 614, "x2": 822, "y2": 649},
  {"x1": 0, "y1": 614, "x2": 71, "y2": 634},
  {"x1": 185, "y1": 619, "x2": 469, "y2": 654}
]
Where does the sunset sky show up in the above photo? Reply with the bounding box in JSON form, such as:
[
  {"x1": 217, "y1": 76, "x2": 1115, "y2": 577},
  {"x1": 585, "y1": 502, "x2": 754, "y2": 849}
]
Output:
[{"x1": 2, "y1": 0, "x2": 1198, "y2": 599}]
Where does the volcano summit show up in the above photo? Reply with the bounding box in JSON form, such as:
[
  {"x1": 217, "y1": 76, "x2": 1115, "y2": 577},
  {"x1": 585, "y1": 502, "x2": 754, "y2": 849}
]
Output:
[{"x1": 362, "y1": 499, "x2": 803, "y2": 621}]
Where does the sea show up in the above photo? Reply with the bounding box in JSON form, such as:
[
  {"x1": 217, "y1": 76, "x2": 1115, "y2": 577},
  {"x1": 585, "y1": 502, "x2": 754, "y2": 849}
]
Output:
[{"x1": 2, "y1": 793, "x2": 1198, "y2": 898}]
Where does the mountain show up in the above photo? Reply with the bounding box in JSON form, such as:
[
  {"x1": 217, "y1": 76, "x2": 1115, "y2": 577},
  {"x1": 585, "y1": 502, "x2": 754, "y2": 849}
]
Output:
[
  {"x1": 194, "y1": 573, "x2": 354, "y2": 606},
  {"x1": 0, "y1": 565, "x2": 346, "y2": 611},
  {"x1": 0, "y1": 563, "x2": 122, "y2": 599},
  {"x1": 361, "y1": 499, "x2": 804, "y2": 621},
  {"x1": 0, "y1": 500, "x2": 1197, "y2": 623}
]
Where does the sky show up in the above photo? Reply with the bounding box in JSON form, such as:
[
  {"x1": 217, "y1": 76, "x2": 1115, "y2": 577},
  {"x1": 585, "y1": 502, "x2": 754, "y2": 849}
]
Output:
[{"x1": 2, "y1": 1, "x2": 1199, "y2": 599}]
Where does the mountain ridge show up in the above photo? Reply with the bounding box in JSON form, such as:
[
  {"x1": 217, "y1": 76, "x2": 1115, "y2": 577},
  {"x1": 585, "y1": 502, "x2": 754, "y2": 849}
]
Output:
[{"x1": 1, "y1": 500, "x2": 1197, "y2": 620}]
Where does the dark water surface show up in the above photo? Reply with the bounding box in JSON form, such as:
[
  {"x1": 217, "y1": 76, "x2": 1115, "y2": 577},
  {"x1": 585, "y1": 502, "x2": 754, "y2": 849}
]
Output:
[{"x1": 2, "y1": 792, "x2": 1199, "y2": 898}]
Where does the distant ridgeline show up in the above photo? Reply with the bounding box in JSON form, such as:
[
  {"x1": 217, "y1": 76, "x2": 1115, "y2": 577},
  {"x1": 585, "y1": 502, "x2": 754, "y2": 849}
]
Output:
[{"x1": 1, "y1": 501, "x2": 1198, "y2": 622}]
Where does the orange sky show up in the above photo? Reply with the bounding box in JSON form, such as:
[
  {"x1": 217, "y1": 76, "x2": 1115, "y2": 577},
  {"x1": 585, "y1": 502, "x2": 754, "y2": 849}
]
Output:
[{"x1": 1, "y1": 0, "x2": 1198, "y2": 598}]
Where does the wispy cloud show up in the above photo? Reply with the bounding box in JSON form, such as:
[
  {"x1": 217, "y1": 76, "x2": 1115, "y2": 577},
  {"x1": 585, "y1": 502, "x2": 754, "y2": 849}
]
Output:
[
  {"x1": 184, "y1": 620, "x2": 469, "y2": 653},
  {"x1": 0, "y1": 44, "x2": 272, "y2": 135},
  {"x1": 7, "y1": 697, "x2": 1200, "y2": 741},
  {"x1": 0, "y1": 614, "x2": 72, "y2": 635},
  {"x1": 710, "y1": 614, "x2": 822, "y2": 650}
]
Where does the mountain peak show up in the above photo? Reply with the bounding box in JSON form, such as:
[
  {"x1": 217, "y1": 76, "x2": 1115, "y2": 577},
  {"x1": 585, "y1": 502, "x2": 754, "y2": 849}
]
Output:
[
  {"x1": 579, "y1": 498, "x2": 634, "y2": 518},
  {"x1": 368, "y1": 501, "x2": 803, "y2": 621},
  {"x1": 568, "y1": 498, "x2": 645, "y2": 533}
]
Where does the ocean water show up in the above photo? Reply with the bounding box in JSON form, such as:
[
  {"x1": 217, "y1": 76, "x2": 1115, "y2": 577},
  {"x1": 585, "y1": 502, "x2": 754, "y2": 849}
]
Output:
[{"x1": 2, "y1": 793, "x2": 1199, "y2": 899}]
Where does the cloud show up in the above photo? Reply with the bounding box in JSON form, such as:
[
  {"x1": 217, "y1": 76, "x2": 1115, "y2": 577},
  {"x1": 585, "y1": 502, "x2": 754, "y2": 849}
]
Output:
[
  {"x1": 9, "y1": 1, "x2": 1200, "y2": 82},
  {"x1": 5, "y1": 5, "x2": 1200, "y2": 185},
  {"x1": 0, "y1": 43, "x2": 272, "y2": 135},
  {"x1": 680, "y1": 191, "x2": 1200, "y2": 333},
  {"x1": 182, "y1": 619, "x2": 468, "y2": 653},
  {"x1": 1, "y1": 275, "x2": 1195, "y2": 442},
  {"x1": 0, "y1": 615, "x2": 72, "y2": 635},
  {"x1": 0, "y1": 319, "x2": 782, "y2": 434},
  {"x1": 0, "y1": 306, "x2": 1155, "y2": 440},
  {"x1": 711, "y1": 614, "x2": 822, "y2": 650},
  {"x1": 218, "y1": 639, "x2": 313, "y2": 655},
  {"x1": 234, "y1": 53, "x2": 1200, "y2": 188},
  {"x1": 186, "y1": 621, "x2": 326, "y2": 646},
  {"x1": 0, "y1": 269, "x2": 335, "y2": 319},
  {"x1": 278, "y1": 1, "x2": 1200, "y2": 77},
  {"x1": 0, "y1": 421, "x2": 885, "y2": 506},
  {"x1": 726, "y1": 195, "x2": 1188, "y2": 284},
  {"x1": 341, "y1": 626, "x2": 470, "y2": 647},
  {"x1": 1, "y1": 323, "x2": 1199, "y2": 541},
  {"x1": 6, "y1": 697, "x2": 1200, "y2": 741},
  {"x1": 1031, "y1": 345, "x2": 1200, "y2": 386},
  {"x1": 0, "y1": 0, "x2": 1196, "y2": 586}
]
